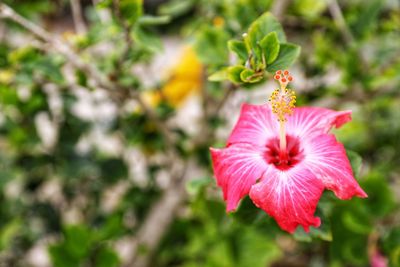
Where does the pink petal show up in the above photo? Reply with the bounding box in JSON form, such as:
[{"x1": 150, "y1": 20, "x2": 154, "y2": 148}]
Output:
[
  {"x1": 370, "y1": 250, "x2": 388, "y2": 267},
  {"x1": 210, "y1": 143, "x2": 268, "y2": 211},
  {"x1": 249, "y1": 165, "x2": 323, "y2": 233},
  {"x1": 303, "y1": 134, "x2": 367, "y2": 199},
  {"x1": 286, "y1": 107, "x2": 351, "y2": 138},
  {"x1": 227, "y1": 103, "x2": 278, "y2": 146}
]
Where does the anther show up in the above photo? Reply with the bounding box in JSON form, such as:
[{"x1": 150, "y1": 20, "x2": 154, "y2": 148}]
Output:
[{"x1": 269, "y1": 70, "x2": 296, "y2": 123}]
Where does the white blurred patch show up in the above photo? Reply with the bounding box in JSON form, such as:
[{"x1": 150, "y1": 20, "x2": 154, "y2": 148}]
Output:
[
  {"x1": 114, "y1": 237, "x2": 136, "y2": 265},
  {"x1": 75, "y1": 127, "x2": 123, "y2": 156},
  {"x1": 71, "y1": 87, "x2": 117, "y2": 123},
  {"x1": 75, "y1": 134, "x2": 92, "y2": 155},
  {"x1": 63, "y1": 194, "x2": 86, "y2": 224},
  {"x1": 37, "y1": 179, "x2": 64, "y2": 207},
  {"x1": 35, "y1": 112, "x2": 58, "y2": 150},
  {"x1": 63, "y1": 207, "x2": 84, "y2": 224},
  {"x1": 155, "y1": 169, "x2": 170, "y2": 189},
  {"x1": 123, "y1": 147, "x2": 149, "y2": 187},
  {"x1": 131, "y1": 37, "x2": 183, "y2": 88},
  {"x1": 26, "y1": 240, "x2": 52, "y2": 267},
  {"x1": 169, "y1": 94, "x2": 202, "y2": 136},
  {"x1": 17, "y1": 86, "x2": 31, "y2": 102},
  {"x1": 0, "y1": 109, "x2": 5, "y2": 126},
  {"x1": 101, "y1": 180, "x2": 129, "y2": 213},
  {"x1": 43, "y1": 83, "x2": 63, "y2": 120},
  {"x1": 4, "y1": 178, "x2": 23, "y2": 199}
]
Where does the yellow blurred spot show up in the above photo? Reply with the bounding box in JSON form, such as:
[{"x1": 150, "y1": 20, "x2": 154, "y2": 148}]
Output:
[
  {"x1": 269, "y1": 88, "x2": 296, "y2": 122},
  {"x1": 213, "y1": 16, "x2": 225, "y2": 28},
  {"x1": 62, "y1": 31, "x2": 86, "y2": 46},
  {"x1": 0, "y1": 70, "x2": 14, "y2": 84},
  {"x1": 144, "y1": 46, "x2": 203, "y2": 107}
]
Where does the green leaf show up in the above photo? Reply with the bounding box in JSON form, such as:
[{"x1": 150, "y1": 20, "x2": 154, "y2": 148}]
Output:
[
  {"x1": 259, "y1": 32, "x2": 280, "y2": 64},
  {"x1": 293, "y1": 228, "x2": 312, "y2": 242},
  {"x1": 361, "y1": 173, "x2": 396, "y2": 217},
  {"x1": 228, "y1": 40, "x2": 249, "y2": 63},
  {"x1": 383, "y1": 228, "x2": 400, "y2": 253},
  {"x1": 95, "y1": 247, "x2": 120, "y2": 267},
  {"x1": 99, "y1": 158, "x2": 128, "y2": 184},
  {"x1": 208, "y1": 69, "x2": 229, "y2": 82},
  {"x1": 133, "y1": 25, "x2": 163, "y2": 52},
  {"x1": 96, "y1": 215, "x2": 124, "y2": 241},
  {"x1": 351, "y1": 0, "x2": 383, "y2": 39},
  {"x1": 227, "y1": 66, "x2": 246, "y2": 83},
  {"x1": 247, "y1": 12, "x2": 286, "y2": 50},
  {"x1": 49, "y1": 244, "x2": 80, "y2": 267},
  {"x1": 390, "y1": 247, "x2": 400, "y2": 267},
  {"x1": 158, "y1": 0, "x2": 195, "y2": 17},
  {"x1": 342, "y1": 210, "x2": 372, "y2": 234},
  {"x1": 186, "y1": 177, "x2": 212, "y2": 196},
  {"x1": 120, "y1": 0, "x2": 143, "y2": 26},
  {"x1": 194, "y1": 26, "x2": 229, "y2": 65},
  {"x1": 237, "y1": 228, "x2": 282, "y2": 267},
  {"x1": 266, "y1": 43, "x2": 300, "y2": 72},
  {"x1": 232, "y1": 196, "x2": 262, "y2": 224},
  {"x1": 96, "y1": 0, "x2": 113, "y2": 8},
  {"x1": 294, "y1": 0, "x2": 327, "y2": 19},
  {"x1": 0, "y1": 219, "x2": 21, "y2": 250},
  {"x1": 240, "y1": 68, "x2": 263, "y2": 83},
  {"x1": 294, "y1": 213, "x2": 332, "y2": 242},
  {"x1": 138, "y1": 15, "x2": 171, "y2": 25},
  {"x1": 64, "y1": 225, "x2": 92, "y2": 259},
  {"x1": 346, "y1": 150, "x2": 362, "y2": 177}
]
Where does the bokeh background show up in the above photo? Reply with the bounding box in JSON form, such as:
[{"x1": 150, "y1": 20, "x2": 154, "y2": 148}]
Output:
[{"x1": 0, "y1": 0, "x2": 399, "y2": 266}]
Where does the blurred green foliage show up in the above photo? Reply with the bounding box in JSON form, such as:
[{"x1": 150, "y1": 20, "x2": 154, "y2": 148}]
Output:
[{"x1": 0, "y1": 0, "x2": 399, "y2": 266}]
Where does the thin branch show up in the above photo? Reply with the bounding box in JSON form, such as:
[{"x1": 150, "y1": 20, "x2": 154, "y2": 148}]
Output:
[
  {"x1": 0, "y1": 4, "x2": 111, "y2": 88},
  {"x1": 92, "y1": 0, "x2": 112, "y2": 23},
  {"x1": 271, "y1": 0, "x2": 291, "y2": 20},
  {"x1": 193, "y1": 82, "x2": 237, "y2": 148},
  {"x1": 327, "y1": 0, "x2": 355, "y2": 44},
  {"x1": 126, "y1": 162, "x2": 189, "y2": 267},
  {"x1": 214, "y1": 83, "x2": 237, "y2": 116},
  {"x1": 0, "y1": 5, "x2": 189, "y2": 267},
  {"x1": 200, "y1": 67, "x2": 211, "y2": 121},
  {"x1": 327, "y1": 0, "x2": 370, "y2": 84},
  {"x1": 70, "y1": 0, "x2": 87, "y2": 34},
  {"x1": 0, "y1": 21, "x2": 5, "y2": 41},
  {"x1": 0, "y1": 3, "x2": 176, "y2": 149},
  {"x1": 112, "y1": 0, "x2": 134, "y2": 76}
]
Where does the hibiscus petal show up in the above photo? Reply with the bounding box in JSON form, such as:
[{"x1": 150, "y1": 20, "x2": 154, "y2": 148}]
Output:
[
  {"x1": 286, "y1": 107, "x2": 351, "y2": 138},
  {"x1": 303, "y1": 134, "x2": 367, "y2": 199},
  {"x1": 210, "y1": 143, "x2": 268, "y2": 211},
  {"x1": 249, "y1": 166, "x2": 323, "y2": 233},
  {"x1": 227, "y1": 104, "x2": 278, "y2": 146}
]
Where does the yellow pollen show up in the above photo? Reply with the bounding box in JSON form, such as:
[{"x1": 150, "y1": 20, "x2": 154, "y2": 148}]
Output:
[
  {"x1": 269, "y1": 70, "x2": 296, "y2": 154},
  {"x1": 213, "y1": 16, "x2": 225, "y2": 27},
  {"x1": 269, "y1": 70, "x2": 296, "y2": 122}
]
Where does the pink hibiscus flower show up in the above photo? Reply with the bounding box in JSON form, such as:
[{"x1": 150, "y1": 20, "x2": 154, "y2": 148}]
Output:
[{"x1": 210, "y1": 70, "x2": 367, "y2": 233}]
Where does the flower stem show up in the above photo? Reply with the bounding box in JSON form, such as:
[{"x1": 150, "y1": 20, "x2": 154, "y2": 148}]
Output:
[
  {"x1": 279, "y1": 82, "x2": 287, "y2": 156},
  {"x1": 279, "y1": 119, "x2": 287, "y2": 155}
]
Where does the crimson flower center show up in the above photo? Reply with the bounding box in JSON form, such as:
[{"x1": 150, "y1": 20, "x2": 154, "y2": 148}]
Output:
[{"x1": 264, "y1": 135, "x2": 304, "y2": 171}]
